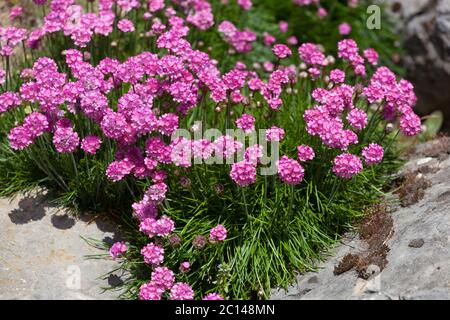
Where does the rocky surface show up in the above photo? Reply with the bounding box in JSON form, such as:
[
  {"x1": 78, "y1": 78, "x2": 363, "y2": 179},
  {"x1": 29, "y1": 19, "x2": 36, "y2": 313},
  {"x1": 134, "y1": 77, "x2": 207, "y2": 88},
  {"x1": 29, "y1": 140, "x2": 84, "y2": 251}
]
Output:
[
  {"x1": 380, "y1": 0, "x2": 450, "y2": 128},
  {"x1": 272, "y1": 138, "x2": 450, "y2": 300},
  {"x1": 0, "y1": 191, "x2": 123, "y2": 300}
]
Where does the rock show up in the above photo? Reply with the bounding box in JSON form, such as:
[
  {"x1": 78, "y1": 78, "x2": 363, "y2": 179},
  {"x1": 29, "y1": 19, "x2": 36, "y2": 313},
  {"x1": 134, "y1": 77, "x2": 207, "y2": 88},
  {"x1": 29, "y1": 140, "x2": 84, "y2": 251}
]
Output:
[
  {"x1": 380, "y1": 0, "x2": 450, "y2": 129},
  {"x1": 409, "y1": 239, "x2": 425, "y2": 248},
  {"x1": 271, "y1": 139, "x2": 450, "y2": 300},
  {"x1": 0, "y1": 191, "x2": 123, "y2": 300}
]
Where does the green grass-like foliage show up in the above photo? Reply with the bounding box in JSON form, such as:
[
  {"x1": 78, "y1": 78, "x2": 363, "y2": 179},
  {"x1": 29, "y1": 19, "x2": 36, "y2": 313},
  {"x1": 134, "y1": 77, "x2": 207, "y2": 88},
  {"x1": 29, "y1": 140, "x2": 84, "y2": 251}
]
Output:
[{"x1": 0, "y1": 0, "x2": 404, "y2": 299}]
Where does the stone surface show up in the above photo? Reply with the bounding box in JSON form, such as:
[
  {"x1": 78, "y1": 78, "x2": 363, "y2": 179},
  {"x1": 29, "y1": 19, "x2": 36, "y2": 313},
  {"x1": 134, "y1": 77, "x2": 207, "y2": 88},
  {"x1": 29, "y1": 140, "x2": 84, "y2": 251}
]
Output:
[
  {"x1": 0, "y1": 191, "x2": 123, "y2": 300},
  {"x1": 271, "y1": 140, "x2": 450, "y2": 300},
  {"x1": 380, "y1": 0, "x2": 450, "y2": 128}
]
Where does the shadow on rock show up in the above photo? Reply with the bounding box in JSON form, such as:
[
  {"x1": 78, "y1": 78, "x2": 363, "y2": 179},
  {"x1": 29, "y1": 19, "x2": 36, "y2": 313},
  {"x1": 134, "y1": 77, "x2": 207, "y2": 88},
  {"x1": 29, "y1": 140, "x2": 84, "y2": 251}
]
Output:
[
  {"x1": 50, "y1": 213, "x2": 76, "y2": 230},
  {"x1": 8, "y1": 194, "x2": 47, "y2": 224},
  {"x1": 107, "y1": 274, "x2": 124, "y2": 287}
]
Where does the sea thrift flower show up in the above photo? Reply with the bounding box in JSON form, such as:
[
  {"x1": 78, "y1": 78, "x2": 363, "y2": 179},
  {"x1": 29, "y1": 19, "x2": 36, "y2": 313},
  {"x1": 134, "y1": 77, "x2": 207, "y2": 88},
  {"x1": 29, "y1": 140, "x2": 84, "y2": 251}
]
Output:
[
  {"x1": 230, "y1": 161, "x2": 257, "y2": 187},
  {"x1": 266, "y1": 126, "x2": 285, "y2": 142},
  {"x1": 169, "y1": 282, "x2": 194, "y2": 300},
  {"x1": 179, "y1": 261, "x2": 190, "y2": 273},
  {"x1": 279, "y1": 21, "x2": 288, "y2": 33},
  {"x1": 297, "y1": 145, "x2": 315, "y2": 162},
  {"x1": 109, "y1": 242, "x2": 127, "y2": 259},
  {"x1": 118, "y1": 19, "x2": 135, "y2": 33},
  {"x1": 23, "y1": 112, "x2": 49, "y2": 138},
  {"x1": 8, "y1": 126, "x2": 33, "y2": 150},
  {"x1": 298, "y1": 43, "x2": 326, "y2": 66},
  {"x1": 330, "y1": 69, "x2": 345, "y2": 84},
  {"x1": 145, "y1": 182, "x2": 168, "y2": 203},
  {"x1": 287, "y1": 36, "x2": 298, "y2": 46},
  {"x1": 106, "y1": 159, "x2": 134, "y2": 182},
  {"x1": 53, "y1": 125, "x2": 80, "y2": 153},
  {"x1": 317, "y1": 7, "x2": 328, "y2": 18},
  {"x1": 151, "y1": 267, "x2": 175, "y2": 290},
  {"x1": 235, "y1": 114, "x2": 256, "y2": 133},
  {"x1": 10, "y1": 6, "x2": 23, "y2": 20},
  {"x1": 214, "y1": 135, "x2": 243, "y2": 158},
  {"x1": 158, "y1": 113, "x2": 179, "y2": 136},
  {"x1": 332, "y1": 153, "x2": 363, "y2": 179},
  {"x1": 0, "y1": 92, "x2": 21, "y2": 113},
  {"x1": 238, "y1": 0, "x2": 253, "y2": 10},
  {"x1": 81, "y1": 136, "x2": 102, "y2": 154},
  {"x1": 210, "y1": 224, "x2": 227, "y2": 242},
  {"x1": 339, "y1": 23, "x2": 352, "y2": 36},
  {"x1": 346, "y1": 108, "x2": 368, "y2": 131},
  {"x1": 203, "y1": 293, "x2": 224, "y2": 300},
  {"x1": 277, "y1": 156, "x2": 305, "y2": 185},
  {"x1": 244, "y1": 144, "x2": 264, "y2": 164},
  {"x1": 364, "y1": 48, "x2": 379, "y2": 66},
  {"x1": 139, "y1": 282, "x2": 165, "y2": 300},
  {"x1": 362, "y1": 144, "x2": 384, "y2": 165},
  {"x1": 0, "y1": 68, "x2": 5, "y2": 85},
  {"x1": 141, "y1": 242, "x2": 164, "y2": 265},
  {"x1": 263, "y1": 32, "x2": 276, "y2": 47},
  {"x1": 272, "y1": 44, "x2": 292, "y2": 59},
  {"x1": 192, "y1": 235, "x2": 207, "y2": 249},
  {"x1": 400, "y1": 111, "x2": 421, "y2": 136}
]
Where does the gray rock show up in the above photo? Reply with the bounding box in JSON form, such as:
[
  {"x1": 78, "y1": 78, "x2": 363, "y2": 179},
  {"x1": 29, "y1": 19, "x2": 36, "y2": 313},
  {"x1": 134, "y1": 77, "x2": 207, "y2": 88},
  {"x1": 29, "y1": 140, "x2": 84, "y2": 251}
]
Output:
[
  {"x1": 380, "y1": 0, "x2": 450, "y2": 128},
  {"x1": 271, "y1": 141, "x2": 450, "y2": 300},
  {"x1": 0, "y1": 191, "x2": 123, "y2": 300}
]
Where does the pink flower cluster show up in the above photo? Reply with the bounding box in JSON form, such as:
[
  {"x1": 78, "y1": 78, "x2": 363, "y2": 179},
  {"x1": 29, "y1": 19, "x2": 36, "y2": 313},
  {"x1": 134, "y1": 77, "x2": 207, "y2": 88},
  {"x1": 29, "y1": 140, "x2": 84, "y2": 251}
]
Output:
[
  {"x1": 332, "y1": 153, "x2": 363, "y2": 179},
  {"x1": 109, "y1": 241, "x2": 128, "y2": 259},
  {"x1": 218, "y1": 21, "x2": 256, "y2": 53},
  {"x1": 277, "y1": 156, "x2": 305, "y2": 185},
  {"x1": 210, "y1": 224, "x2": 228, "y2": 242}
]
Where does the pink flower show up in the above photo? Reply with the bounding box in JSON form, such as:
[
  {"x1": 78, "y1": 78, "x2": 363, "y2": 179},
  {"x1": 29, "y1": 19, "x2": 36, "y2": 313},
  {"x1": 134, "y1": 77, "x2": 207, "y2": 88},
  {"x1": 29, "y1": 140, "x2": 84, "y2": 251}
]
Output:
[
  {"x1": 297, "y1": 145, "x2": 315, "y2": 162},
  {"x1": 23, "y1": 112, "x2": 49, "y2": 138},
  {"x1": 141, "y1": 242, "x2": 165, "y2": 265},
  {"x1": 210, "y1": 224, "x2": 227, "y2": 242},
  {"x1": 362, "y1": 144, "x2": 384, "y2": 165},
  {"x1": 279, "y1": 21, "x2": 289, "y2": 33},
  {"x1": 158, "y1": 113, "x2": 179, "y2": 136},
  {"x1": 400, "y1": 111, "x2": 421, "y2": 136},
  {"x1": 266, "y1": 126, "x2": 285, "y2": 142},
  {"x1": 277, "y1": 156, "x2": 305, "y2": 185},
  {"x1": 0, "y1": 68, "x2": 5, "y2": 85},
  {"x1": 53, "y1": 125, "x2": 80, "y2": 153},
  {"x1": 272, "y1": 44, "x2": 292, "y2": 59},
  {"x1": 346, "y1": 108, "x2": 368, "y2": 131},
  {"x1": 339, "y1": 23, "x2": 352, "y2": 36},
  {"x1": 332, "y1": 153, "x2": 363, "y2": 179},
  {"x1": 170, "y1": 282, "x2": 194, "y2": 300},
  {"x1": 364, "y1": 48, "x2": 379, "y2": 66},
  {"x1": 145, "y1": 182, "x2": 168, "y2": 203},
  {"x1": 81, "y1": 136, "x2": 102, "y2": 155},
  {"x1": 109, "y1": 242, "x2": 127, "y2": 259},
  {"x1": 179, "y1": 261, "x2": 191, "y2": 273},
  {"x1": 287, "y1": 36, "x2": 298, "y2": 46},
  {"x1": 8, "y1": 126, "x2": 33, "y2": 150},
  {"x1": 9, "y1": 6, "x2": 23, "y2": 20},
  {"x1": 230, "y1": 161, "x2": 257, "y2": 187},
  {"x1": 139, "y1": 282, "x2": 165, "y2": 300},
  {"x1": 118, "y1": 19, "x2": 135, "y2": 33},
  {"x1": 329, "y1": 69, "x2": 345, "y2": 84},
  {"x1": 106, "y1": 159, "x2": 134, "y2": 182},
  {"x1": 237, "y1": 0, "x2": 252, "y2": 10},
  {"x1": 151, "y1": 267, "x2": 175, "y2": 290},
  {"x1": 317, "y1": 7, "x2": 328, "y2": 18},
  {"x1": 203, "y1": 293, "x2": 224, "y2": 300},
  {"x1": 298, "y1": 43, "x2": 326, "y2": 66},
  {"x1": 235, "y1": 113, "x2": 256, "y2": 133}
]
